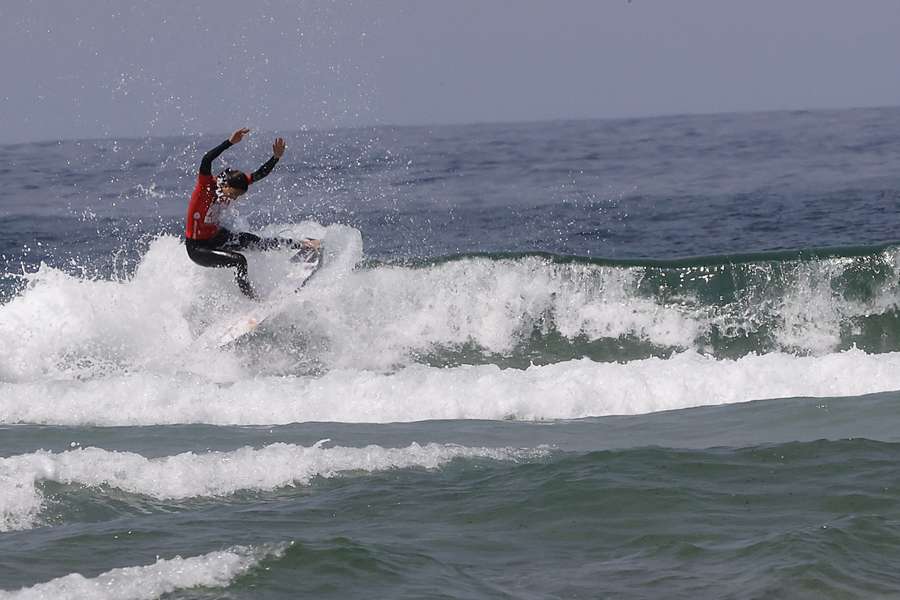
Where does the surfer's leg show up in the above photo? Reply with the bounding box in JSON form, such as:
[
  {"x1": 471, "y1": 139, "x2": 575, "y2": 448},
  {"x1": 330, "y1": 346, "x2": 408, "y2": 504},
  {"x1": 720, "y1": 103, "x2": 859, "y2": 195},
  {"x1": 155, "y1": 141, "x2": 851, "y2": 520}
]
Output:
[
  {"x1": 228, "y1": 232, "x2": 263, "y2": 249},
  {"x1": 225, "y1": 253, "x2": 256, "y2": 299},
  {"x1": 186, "y1": 242, "x2": 257, "y2": 299},
  {"x1": 223, "y1": 232, "x2": 284, "y2": 251},
  {"x1": 228, "y1": 232, "x2": 317, "y2": 252},
  {"x1": 232, "y1": 232, "x2": 290, "y2": 251},
  {"x1": 255, "y1": 237, "x2": 287, "y2": 250}
]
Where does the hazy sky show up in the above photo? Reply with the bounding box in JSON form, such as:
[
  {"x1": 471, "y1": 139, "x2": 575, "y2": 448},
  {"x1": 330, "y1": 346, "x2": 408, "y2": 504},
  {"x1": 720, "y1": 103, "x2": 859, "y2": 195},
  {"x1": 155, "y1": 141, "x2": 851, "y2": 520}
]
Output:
[{"x1": 2, "y1": 0, "x2": 900, "y2": 143}]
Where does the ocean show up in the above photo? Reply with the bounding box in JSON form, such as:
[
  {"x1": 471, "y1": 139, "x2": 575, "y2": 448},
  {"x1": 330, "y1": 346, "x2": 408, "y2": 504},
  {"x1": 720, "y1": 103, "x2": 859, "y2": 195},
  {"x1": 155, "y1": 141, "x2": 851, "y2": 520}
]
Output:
[{"x1": 3, "y1": 107, "x2": 900, "y2": 598}]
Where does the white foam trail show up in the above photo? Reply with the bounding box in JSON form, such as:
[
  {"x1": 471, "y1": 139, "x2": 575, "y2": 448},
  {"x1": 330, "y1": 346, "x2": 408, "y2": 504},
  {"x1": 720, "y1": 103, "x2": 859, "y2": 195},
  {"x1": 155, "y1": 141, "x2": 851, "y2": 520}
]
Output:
[
  {"x1": 2, "y1": 349, "x2": 899, "y2": 427},
  {"x1": 0, "y1": 543, "x2": 287, "y2": 600},
  {"x1": 0, "y1": 442, "x2": 544, "y2": 532}
]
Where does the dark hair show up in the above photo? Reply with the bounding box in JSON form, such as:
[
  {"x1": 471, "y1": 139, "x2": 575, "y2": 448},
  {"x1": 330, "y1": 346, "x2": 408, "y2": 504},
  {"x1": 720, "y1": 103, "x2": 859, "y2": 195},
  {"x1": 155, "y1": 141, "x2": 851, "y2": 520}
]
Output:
[{"x1": 217, "y1": 168, "x2": 249, "y2": 191}]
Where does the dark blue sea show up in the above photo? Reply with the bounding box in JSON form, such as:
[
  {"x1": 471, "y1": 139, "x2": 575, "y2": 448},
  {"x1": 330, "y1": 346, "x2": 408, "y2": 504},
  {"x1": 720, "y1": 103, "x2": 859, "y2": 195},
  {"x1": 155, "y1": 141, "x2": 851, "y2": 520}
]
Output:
[{"x1": 3, "y1": 107, "x2": 900, "y2": 598}]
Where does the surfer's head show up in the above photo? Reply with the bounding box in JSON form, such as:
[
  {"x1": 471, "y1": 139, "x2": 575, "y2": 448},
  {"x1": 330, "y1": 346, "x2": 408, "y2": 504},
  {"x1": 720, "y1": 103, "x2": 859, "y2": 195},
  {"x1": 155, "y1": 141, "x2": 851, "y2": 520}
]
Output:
[{"x1": 216, "y1": 168, "x2": 250, "y2": 199}]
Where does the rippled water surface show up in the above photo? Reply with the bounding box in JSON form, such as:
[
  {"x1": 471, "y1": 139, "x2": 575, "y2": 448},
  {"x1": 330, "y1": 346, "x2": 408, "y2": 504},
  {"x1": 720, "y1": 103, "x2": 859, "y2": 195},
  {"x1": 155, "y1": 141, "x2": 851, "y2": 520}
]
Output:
[{"x1": 3, "y1": 107, "x2": 900, "y2": 598}]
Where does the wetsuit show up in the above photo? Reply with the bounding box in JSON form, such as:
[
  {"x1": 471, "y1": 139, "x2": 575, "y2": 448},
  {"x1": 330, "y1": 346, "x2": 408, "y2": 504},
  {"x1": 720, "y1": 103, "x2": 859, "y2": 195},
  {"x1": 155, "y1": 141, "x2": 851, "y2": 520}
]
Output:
[{"x1": 184, "y1": 140, "x2": 284, "y2": 298}]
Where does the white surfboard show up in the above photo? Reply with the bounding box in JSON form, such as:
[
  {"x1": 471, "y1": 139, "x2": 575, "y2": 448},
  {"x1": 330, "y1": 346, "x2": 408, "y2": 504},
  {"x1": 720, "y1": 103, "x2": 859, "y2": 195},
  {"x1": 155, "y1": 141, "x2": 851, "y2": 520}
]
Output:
[
  {"x1": 203, "y1": 244, "x2": 323, "y2": 348},
  {"x1": 213, "y1": 305, "x2": 276, "y2": 347}
]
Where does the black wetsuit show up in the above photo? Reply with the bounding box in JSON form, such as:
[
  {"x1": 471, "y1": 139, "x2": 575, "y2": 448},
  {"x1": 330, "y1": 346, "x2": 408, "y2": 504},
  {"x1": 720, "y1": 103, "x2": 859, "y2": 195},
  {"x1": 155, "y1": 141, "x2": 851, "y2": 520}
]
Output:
[{"x1": 185, "y1": 229, "x2": 298, "y2": 299}]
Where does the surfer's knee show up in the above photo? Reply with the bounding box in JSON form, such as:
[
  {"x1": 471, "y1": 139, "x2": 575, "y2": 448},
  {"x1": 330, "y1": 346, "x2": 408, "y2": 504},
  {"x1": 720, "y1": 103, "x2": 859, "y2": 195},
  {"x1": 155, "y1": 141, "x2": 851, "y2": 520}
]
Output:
[{"x1": 233, "y1": 253, "x2": 248, "y2": 273}]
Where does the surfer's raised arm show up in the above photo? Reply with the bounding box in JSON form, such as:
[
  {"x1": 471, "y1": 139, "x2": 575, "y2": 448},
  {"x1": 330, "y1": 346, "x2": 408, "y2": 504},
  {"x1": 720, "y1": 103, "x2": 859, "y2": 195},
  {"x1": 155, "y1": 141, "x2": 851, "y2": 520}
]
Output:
[
  {"x1": 185, "y1": 127, "x2": 315, "y2": 301},
  {"x1": 247, "y1": 137, "x2": 286, "y2": 185},
  {"x1": 198, "y1": 127, "x2": 249, "y2": 176}
]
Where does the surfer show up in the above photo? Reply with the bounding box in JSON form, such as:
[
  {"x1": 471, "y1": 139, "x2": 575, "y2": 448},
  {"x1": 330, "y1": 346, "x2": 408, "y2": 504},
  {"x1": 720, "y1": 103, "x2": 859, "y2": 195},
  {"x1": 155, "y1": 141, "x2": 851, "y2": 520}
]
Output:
[{"x1": 184, "y1": 127, "x2": 319, "y2": 299}]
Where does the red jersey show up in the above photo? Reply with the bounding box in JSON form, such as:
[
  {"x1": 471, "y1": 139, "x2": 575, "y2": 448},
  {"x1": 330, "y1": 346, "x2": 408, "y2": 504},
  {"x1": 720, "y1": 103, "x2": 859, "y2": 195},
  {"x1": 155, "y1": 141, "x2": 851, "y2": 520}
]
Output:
[{"x1": 185, "y1": 174, "x2": 222, "y2": 240}]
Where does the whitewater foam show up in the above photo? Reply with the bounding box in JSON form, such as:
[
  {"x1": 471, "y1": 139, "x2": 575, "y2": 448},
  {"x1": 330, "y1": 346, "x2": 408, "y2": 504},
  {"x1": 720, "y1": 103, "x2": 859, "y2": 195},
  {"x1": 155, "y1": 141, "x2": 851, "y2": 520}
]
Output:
[
  {"x1": 0, "y1": 442, "x2": 545, "y2": 532},
  {"x1": 8, "y1": 230, "x2": 900, "y2": 384},
  {"x1": 286, "y1": 255, "x2": 700, "y2": 369},
  {"x1": 0, "y1": 543, "x2": 287, "y2": 600},
  {"x1": 0, "y1": 223, "x2": 362, "y2": 382},
  {"x1": 2, "y1": 349, "x2": 900, "y2": 428}
]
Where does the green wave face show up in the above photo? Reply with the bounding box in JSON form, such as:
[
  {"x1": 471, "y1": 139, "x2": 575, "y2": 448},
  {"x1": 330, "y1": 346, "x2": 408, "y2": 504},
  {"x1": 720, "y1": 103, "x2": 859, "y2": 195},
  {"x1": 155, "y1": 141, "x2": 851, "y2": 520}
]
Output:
[{"x1": 398, "y1": 243, "x2": 900, "y2": 367}]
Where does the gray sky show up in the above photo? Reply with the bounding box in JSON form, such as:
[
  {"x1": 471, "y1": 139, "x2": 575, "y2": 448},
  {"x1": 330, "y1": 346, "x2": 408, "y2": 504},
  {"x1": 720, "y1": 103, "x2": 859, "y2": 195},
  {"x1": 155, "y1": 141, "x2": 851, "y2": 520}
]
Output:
[{"x1": 2, "y1": 0, "x2": 900, "y2": 143}]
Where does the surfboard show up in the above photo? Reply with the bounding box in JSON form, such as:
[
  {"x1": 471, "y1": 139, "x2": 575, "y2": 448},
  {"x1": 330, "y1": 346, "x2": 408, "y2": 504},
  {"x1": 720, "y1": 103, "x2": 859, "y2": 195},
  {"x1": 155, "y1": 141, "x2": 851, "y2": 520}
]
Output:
[{"x1": 206, "y1": 243, "x2": 323, "y2": 348}]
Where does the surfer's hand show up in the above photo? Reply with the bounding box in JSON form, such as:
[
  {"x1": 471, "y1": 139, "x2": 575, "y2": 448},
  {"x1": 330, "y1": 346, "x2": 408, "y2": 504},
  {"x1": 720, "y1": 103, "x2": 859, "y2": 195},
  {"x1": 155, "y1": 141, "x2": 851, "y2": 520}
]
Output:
[
  {"x1": 302, "y1": 238, "x2": 320, "y2": 250},
  {"x1": 229, "y1": 128, "x2": 250, "y2": 144},
  {"x1": 273, "y1": 137, "x2": 286, "y2": 158}
]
